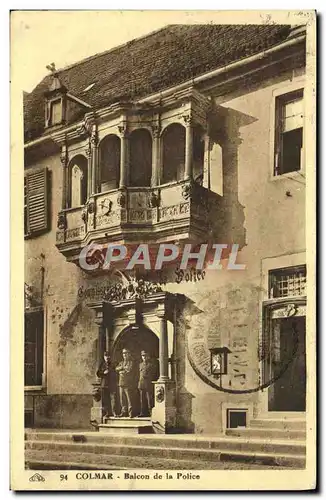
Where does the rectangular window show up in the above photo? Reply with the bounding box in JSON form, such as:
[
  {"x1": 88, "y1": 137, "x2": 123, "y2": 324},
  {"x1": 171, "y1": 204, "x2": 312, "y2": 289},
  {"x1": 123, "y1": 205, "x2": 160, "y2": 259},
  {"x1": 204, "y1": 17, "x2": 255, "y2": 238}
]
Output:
[
  {"x1": 24, "y1": 168, "x2": 50, "y2": 238},
  {"x1": 227, "y1": 409, "x2": 247, "y2": 429},
  {"x1": 269, "y1": 265, "x2": 306, "y2": 299},
  {"x1": 25, "y1": 310, "x2": 44, "y2": 387},
  {"x1": 50, "y1": 99, "x2": 62, "y2": 125},
  {"x1": 274, "y1": 89, "x2": 304, "y2": 175}
]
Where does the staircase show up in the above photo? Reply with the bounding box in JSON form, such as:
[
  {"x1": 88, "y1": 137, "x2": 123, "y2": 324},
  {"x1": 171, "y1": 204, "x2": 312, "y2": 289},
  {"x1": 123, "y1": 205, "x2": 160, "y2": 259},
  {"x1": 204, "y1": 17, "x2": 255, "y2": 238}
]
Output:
[{"x1": 25, "y1": 416, "x2": 306, "y2": 470}]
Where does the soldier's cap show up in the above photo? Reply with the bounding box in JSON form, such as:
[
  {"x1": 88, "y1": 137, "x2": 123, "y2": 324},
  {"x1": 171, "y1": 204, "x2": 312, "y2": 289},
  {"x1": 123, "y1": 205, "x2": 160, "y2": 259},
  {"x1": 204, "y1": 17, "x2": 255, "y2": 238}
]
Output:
[
  {"x1": 104, "y1": 351, "x2": 110, "y2": 356},
  {"x1": 122, "y1": 349, "x2": 130, "y2": 354},
  {"x1": 141, "y1": 350, "x2": 148, "y2": 356}
]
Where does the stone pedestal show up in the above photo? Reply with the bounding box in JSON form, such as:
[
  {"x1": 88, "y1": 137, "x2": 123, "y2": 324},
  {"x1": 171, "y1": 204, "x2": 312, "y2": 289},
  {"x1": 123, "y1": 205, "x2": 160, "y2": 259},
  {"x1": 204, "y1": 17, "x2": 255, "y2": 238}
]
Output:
[
  {"x1": 90, "y1": 381, "x2": 104, "y2": 424},
  {"x1": 151, "y1": 380, "x2": 177, "y2": 433},
  {"x1": 99, "y1": 417, "x2": 153, "y2": 434}
]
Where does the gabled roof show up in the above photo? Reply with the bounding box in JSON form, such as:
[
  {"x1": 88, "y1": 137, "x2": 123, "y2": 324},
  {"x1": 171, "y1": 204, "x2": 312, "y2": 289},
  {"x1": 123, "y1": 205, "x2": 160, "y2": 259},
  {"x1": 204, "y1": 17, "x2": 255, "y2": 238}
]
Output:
[{"x1": 24, "y1": 23, "x2": 297, "y2": 142}]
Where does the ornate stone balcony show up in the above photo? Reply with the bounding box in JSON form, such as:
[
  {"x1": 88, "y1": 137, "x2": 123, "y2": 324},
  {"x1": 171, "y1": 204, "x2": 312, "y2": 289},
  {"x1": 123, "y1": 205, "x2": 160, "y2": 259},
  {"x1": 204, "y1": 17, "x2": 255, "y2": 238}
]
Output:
[{"x1": 56, "y1": 179, "x2": 222, "y2": 263}]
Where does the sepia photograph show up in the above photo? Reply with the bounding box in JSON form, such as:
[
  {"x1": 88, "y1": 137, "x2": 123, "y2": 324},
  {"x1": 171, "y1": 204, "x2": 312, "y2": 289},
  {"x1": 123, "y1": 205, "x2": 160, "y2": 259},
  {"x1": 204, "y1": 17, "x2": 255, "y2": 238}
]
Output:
[{"x1": 10, "y1": 9, "x2": 316, "y2": 491}]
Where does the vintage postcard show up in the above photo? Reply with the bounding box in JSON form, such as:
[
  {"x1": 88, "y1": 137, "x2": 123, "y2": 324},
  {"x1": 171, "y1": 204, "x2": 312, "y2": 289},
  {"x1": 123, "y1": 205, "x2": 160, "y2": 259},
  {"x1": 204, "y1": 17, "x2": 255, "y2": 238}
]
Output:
[{"x1": 11, "y1": 10, "x2": 316, "y2": 491}]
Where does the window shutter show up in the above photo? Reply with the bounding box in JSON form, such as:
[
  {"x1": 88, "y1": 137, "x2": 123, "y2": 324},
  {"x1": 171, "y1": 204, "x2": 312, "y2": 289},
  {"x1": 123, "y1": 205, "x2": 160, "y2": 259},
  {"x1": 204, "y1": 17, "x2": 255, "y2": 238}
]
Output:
[{"x1": 26, "y1": 168, "x2": 49, "y2": 235}]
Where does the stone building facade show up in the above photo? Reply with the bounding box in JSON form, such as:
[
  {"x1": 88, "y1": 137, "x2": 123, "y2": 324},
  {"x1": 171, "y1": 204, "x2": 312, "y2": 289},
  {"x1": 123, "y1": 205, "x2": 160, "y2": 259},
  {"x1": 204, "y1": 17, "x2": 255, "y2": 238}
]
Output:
[{"x1": 24, "y1": 24, "x2": 307, "y2": 434}]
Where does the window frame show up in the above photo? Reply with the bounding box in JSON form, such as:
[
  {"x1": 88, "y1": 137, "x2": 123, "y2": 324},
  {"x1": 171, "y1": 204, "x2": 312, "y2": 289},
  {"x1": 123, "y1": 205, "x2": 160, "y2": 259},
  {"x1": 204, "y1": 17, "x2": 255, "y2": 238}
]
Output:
[
  {"x1": 24, "y1": 307, "x2": 45, "y2": 390},
  {"x1": 24, "y1": 167, "x2": 50, "y2": 239},
  {"x1": 269, "y1": 81, "x2": 305, "y2": 181},
  {"x1": 45, "y1": 96, "x2": 66, "y2": 128},
  {"x1": 268, "y1": 264, "x2": 307, "y2": 299}
]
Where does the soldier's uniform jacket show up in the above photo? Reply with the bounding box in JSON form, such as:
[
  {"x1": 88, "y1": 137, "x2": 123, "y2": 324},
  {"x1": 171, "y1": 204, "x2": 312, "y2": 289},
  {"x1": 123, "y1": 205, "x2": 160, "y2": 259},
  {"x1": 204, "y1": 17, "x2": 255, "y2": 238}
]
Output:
[
  {"x1": 138, "y1": 359, "x2": 157, "y2": 390},
  {"x1": 96, "y1": 361, "x2": 117, "y2": 392},
  {"x1": 116, "y1": 360, "x2": 136, "y2": 387}
]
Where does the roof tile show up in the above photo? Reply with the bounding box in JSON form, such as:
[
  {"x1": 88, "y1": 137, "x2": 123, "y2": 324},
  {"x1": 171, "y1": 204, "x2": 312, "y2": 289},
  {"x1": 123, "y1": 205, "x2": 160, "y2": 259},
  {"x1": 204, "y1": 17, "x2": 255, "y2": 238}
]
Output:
[{"x1": 24, "y1": 24, "x2": 294, "y2": 142}]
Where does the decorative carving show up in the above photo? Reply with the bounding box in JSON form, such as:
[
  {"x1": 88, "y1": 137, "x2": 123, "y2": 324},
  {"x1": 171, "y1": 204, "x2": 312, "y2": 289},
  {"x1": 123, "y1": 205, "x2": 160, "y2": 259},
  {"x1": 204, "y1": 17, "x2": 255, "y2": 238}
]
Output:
[
  {"x1": 60, "y1": 148, "x2": 68, "y2": 167},
  {"x1": 155, "y1": 385, "x2": 165, "y2": 403},
  {"x1": 100, "y1": 198, "x2": 113, "y2": 216},
  {"x1": 285, "y1": 303, "x2": 297, "y2": 317},
  {"x1": 90, "y1": 128, "x2": 98, "y2": 147},
  {"x1": 118, "y1": 124, "x2": 129, "y2": 138},
  {"x1": 152, "y1": 124, "x2": 161, "y2": 139},
  {"x1": 85, "y1": 142, "x2": 92, "y2": 158},
  {"x1": 182, "y1": 182, "x2": 192, "y2": 201},
  {"x1": 81, "y1": 208, "x2": 87, "y2": 224},
  {"x1": 117, "y1": 191, "x2": 126, "y2": 208},
  {"x1": 92, "y1": 387, "x2": 102, "y2": 402},
  {"x1": 160, "y1": 203, "x2": 189, "y2": 220},
  {"x1": 181, "y1": 181, "x2": 208, "y2": 209},
  {"x1": 87, "y1": 200, "x2": 95, "y2": 214},
  {"x1": 182, "y1": 114, "x2": 194, "y2": 127},
  {"x1": 57, "y1": 211, "x2": 67, "y2": 230},
  {"x1": 149, "y1": 191, "x2": 160, "y2": 208},
  {"x1": 104, "y1": 278, "x2": 163, "y2": 303}
]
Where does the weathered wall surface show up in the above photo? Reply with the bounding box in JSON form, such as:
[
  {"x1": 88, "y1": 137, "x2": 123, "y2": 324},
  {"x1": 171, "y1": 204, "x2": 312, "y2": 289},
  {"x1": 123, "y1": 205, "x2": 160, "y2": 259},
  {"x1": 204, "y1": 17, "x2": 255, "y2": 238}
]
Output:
[
  {"x1": 165, "y1": 69, "x2": 306, "y2": 433},
  {"x1": 25, "y1": 68, "x2": 305, "y2": 431}
]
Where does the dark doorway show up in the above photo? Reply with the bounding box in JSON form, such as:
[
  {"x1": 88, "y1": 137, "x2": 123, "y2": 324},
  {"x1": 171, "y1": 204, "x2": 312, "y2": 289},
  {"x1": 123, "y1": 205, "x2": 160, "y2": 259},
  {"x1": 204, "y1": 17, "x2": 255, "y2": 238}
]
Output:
[
  {"x1": 267, "y1": 316, "x2": 306, "y2": 411},
  {"x1": 112, "y1": 325, "x2": 159, "y2": 415}
]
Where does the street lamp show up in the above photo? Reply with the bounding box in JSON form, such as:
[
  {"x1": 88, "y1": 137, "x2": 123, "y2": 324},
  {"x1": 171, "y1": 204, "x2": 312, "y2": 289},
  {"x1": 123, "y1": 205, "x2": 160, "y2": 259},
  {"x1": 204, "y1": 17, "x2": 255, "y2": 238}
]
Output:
[{"x1": 209, "y1": 347, "x2": 231, "y2": 377}]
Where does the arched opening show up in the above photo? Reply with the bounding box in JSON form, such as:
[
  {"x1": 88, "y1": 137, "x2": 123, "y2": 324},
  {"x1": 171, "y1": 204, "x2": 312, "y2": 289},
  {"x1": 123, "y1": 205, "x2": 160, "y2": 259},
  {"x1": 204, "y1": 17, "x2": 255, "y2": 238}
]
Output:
[
  {"x1": 68, "y1": 155, "x2": 87, "y2": 208},
  {"x1": 129, "y1": 129, "x2": 152, "y2": 187},
  {"x1": 99, "y1": 134, "x2": 120, "y2": 192},
  {"x1": 193, "y1": 125, "x2": 205, "y2": 185},
  {"x1": 162, "y1": 123, "x2": 185, "y2": 183},
  {"x1": 112, "y1": 325, "x2": 159, "y2": 416}
]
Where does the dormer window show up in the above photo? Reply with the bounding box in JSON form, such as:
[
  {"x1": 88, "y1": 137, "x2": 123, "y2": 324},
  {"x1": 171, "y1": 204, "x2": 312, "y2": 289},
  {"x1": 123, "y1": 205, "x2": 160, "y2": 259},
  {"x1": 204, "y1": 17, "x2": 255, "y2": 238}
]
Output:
[
  {"x1": 50, "y1": 98, "x2": 62, "y2": 125},
  {"x1": 44, "y1": 66, "x2": 67, "y2": 129},
  {"x1": 45, "y1": 96, "x2": 65, "y2": 128}
]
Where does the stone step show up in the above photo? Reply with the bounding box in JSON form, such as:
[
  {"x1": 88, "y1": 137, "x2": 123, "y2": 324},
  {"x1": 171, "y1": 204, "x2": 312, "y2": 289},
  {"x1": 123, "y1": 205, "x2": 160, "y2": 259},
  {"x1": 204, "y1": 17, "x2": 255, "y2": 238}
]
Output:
[
  {"x1": 250, "y1": 419, "x2": 306, "y2": 430},
  {"x1": 24, "y1": 431, "x2": 305, "y2": 454},
  {"x1": 25, "y1": 435, "x2": 305, "y2": 458},
  {"x1": 98, "y1": 424, "x2": 154, "y2": 434},
  {"x1": 226, "y1": 427, "x2": 306, "y2": 440},
  {"x1": 25, "y1": 447, "x2": 305, "y2": 470},
  {"x1": 99, "y1": 416, "x2": 153, "y2": 434},
  {"x1": 102, "y1": 417, "x2": 152, "y2": 426}
]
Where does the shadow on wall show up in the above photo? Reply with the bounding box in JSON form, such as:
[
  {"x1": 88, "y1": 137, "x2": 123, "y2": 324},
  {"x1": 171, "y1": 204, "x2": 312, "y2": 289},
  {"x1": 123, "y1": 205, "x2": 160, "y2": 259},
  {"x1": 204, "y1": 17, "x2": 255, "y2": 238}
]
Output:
[
  {"x1": 173, "y1": 295, "x2": 202, "y2": 433},
  {"x1": 208, "y1": 104, "x2": 258, "y2": 249}
]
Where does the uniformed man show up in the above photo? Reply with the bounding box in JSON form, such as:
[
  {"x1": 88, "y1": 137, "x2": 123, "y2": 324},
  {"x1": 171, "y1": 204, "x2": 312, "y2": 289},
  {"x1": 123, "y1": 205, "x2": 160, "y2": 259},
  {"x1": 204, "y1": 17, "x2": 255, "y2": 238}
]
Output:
[
  {"x1": 138, "y1": 351, "x2": 157, "y2": 417},
  {"x1": 116, "y1": 349, "x2": 136, "y2": 418},
  {"x1": 96, "y1": 351, "x2": 118, "y2": 418}
]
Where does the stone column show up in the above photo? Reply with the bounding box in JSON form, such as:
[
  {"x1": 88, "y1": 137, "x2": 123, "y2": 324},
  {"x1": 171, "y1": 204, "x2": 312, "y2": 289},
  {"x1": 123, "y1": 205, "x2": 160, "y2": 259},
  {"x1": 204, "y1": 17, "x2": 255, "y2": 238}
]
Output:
[
  {"x1": 91, "y1": 312, "x2": 105, "y2": 424},
  {"x1": 85, "y1": 140, "x2": 92, "y2": 199},
  {"x1": 60, "y1": 144, "x2": 68, "y2": 209},
  {"x1": 151, "y1": 307, "x2": 176, "y2": 433},
  {"x1": 118, "y1": 124, "x2": 129, "y2": 188},
  {"x1": 151, "y1": 125, "x2": 161, "y2": 186},
  {"x1": 203, "y1": 134, "x2": 212, "y2": 190},
  {"x1": 158, "y1": 313, "x2": 169, "y2": 381},
  {"x1": 183, "y1": 115, "x2": 193, "y2": 180},
  {"x1": 91, "y1": 126, "x2": 99, "y2": 194}
]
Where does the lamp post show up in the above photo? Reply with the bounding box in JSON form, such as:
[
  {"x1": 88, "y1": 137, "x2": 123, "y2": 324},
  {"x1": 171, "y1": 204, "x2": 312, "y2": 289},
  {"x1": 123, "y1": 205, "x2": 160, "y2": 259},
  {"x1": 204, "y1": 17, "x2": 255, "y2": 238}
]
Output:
[{"x1": 209, "y1": 347, "x2": 231, "y2": 378}]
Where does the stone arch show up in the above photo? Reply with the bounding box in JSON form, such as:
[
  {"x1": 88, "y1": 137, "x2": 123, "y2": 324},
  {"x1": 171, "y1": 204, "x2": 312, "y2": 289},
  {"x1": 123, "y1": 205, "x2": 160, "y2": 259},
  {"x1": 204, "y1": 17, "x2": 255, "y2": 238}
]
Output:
[
  {"x1": 68, "y1": 154, "x2": 88, "y2": 208},
  {"x1": 98, "y1": 134, "x2": 121, "y2": 192},
  {"x1": 129, "y1": 128, "x2": 152, "y2": 187},
  {"x1": 111, "y1": 323, "x2": 159, "y2": 367},
  {"x1": 161, "y1": 123, "x2": 185, "y2": 183}
]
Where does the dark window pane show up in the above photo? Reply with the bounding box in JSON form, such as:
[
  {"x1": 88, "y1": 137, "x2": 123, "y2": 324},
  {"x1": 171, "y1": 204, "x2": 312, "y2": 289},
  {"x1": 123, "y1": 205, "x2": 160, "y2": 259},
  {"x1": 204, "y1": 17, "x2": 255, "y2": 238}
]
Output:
[
  {"x1": 25, "y1": 342, "x2": 36, "y2": 364},
  {"x1": 24, "y1": 311, "x2": 43, "y2": 386},
  {"x1": 281, "y1": 127, "x2": 303, "y2": 174},
  {"x1": 129, "y1": 130, "x2": 152, "y2": 187},
  {"x1": 25, "y1": 364, "x2": 36, "y2": 386}
]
